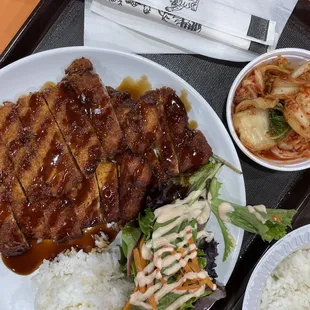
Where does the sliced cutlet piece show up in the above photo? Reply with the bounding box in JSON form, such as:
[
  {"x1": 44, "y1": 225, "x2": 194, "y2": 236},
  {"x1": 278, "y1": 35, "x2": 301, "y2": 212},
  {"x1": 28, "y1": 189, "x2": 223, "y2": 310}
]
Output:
[
  {"x1": 0, "y1": 103, "x2": 32, "y2": 177},
  {"x1": 43, "y1": 82, "x2": 105, "y2": 177},
  {"x1": 42, "y1": 198, "x2": 82, "y2": 243},
  {"x1": 66, "y1": 176, "x2": 103, "y2": 229},
  {"x1": 144, "y1": 148, "x2": 168, "y2": 185},
  {"x1": 141, "y1": 90, "x2": 179, "y2": 176},
  {"x1": 118, "y1": 153, "x2": 152, "y2": 224},
  {"x1": 0, "y1": 142, "x2": 29, "y2": 256},
  {"x1": 172, "y1": 128, "x2": 213, "y2": 173},
  {"x1": 108, "y1": 87, "x2": 161, "y2": 155},
  {"x1": 96, "y1": 162, "x2": 119, "y2": 223},
  {"x1": 156, "y1": 88, "x2": 212, "y2": 172},
  {"x1": 64, "y1": 58, "x2": 125, "y2": 158},
  {"x1": 0, "y1": 104, "x2": 52, "y2": 239},
  {"x1": 15, "y1": 93, "x2": 82, "y2": 200},
  {"x1": 108, "y1": 88, "x2": 147, "y2": 154}
]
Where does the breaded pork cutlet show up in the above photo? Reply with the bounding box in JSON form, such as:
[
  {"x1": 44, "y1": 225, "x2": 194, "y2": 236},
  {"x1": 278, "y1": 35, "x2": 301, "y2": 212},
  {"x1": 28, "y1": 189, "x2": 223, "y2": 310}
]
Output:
[
  {"x1": 0, "y1": 142, "x2": 29, "y2": 256},
  {"x1": 42, "y1": 175, "x2": 102, "y2": 242},
  {"x1": 43, "y1": 82, "x2": 105, "y2": 178},
  {"x1": 15, "y1": 93, "x2": 82, "y2": 200},
  {"x1": 66, "y1": 176, "x2": 103, "y2": 229},
  {"x1": 42, "y1": 198, "x2": 82, "y2": 243},
  {"x1": 118, "y1": 152, "x2": 152, "y2": 223},
  {"x1": 108, "y1": 87, "x2": 161, "y2": 155},
  {"x1": 96, "y1": 162, "x2": 119, "y2": 223},
  {"x1": 144, "y1": 148, "x2": 168, "y2": 185},
  {"x1": 141, "y1": 90, "x2": 180, "y2": 176},
  {"x1": 156, "y1": 88, "x2": 212, "y2": 172},
  {"x1": 64, "y1": 58, "x2": 125, "y2": 158}
]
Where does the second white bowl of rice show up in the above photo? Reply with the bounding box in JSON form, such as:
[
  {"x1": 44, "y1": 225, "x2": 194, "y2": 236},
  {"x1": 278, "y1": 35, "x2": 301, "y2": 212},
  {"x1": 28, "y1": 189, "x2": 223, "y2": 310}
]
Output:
[{"x1": 243, "y1": 224, "x2": 310, "y2": 310}]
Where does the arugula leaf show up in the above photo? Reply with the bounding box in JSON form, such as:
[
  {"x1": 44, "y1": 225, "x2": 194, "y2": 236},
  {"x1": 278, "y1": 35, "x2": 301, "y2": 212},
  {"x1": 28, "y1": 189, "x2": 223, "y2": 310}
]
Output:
[
  {"x1": 138, "y1": 208, "x2": 155, "y2": 240},
  {"x1": 119, "y1": 222, "x2": 142, "y2": 277},
  {"x1": 268, "y1": 107, "x2": 291, "y2": 139}
]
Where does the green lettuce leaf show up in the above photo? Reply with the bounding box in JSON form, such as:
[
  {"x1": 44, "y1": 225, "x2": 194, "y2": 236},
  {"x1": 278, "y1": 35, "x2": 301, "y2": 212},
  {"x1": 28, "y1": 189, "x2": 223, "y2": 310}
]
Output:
[
  {"x1": 179, "y1": 290, "x2": 212, "y2": 310},
  {"x1": 225, "y1": 201, "x2": 296, "y2": 242},
  {"x1": 138, "y1": 208, "x2": 155, "y2": 240},
  {"x1": 211, "y1": 204, "x2": 235, "y2": 262},
  {"x1": 210, "y1": 178, "x2": 296, "y2": 260},
  {"x1": 210, "y1": 178, "x2": 235, "y2": 261},
  {"x1": 188, "y1": 162, "x2": 222, "y2": 203},
  {"x1": 119, "y1": 222, "x2": 142, "y2": 277},
  {"x1": 197, "y1": 249, "x2": 207, "y2": 269}
]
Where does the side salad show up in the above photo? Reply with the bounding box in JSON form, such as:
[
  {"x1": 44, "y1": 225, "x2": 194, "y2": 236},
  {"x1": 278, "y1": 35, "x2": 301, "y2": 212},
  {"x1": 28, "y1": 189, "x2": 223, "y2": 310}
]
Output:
[{"x1": 120, "y1": 158, "x2": 296, "y2": 310}]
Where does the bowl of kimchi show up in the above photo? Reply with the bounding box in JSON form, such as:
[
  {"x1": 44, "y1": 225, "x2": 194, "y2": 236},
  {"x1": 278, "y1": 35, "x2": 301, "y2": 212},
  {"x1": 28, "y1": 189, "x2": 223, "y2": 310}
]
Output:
[{"x1": 227, "y1": 48, "x2": 310, "y2": 171}]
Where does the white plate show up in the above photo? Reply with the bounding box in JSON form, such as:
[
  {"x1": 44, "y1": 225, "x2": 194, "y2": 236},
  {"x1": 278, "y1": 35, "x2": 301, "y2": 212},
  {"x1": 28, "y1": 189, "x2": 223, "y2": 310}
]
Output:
[
  {"x1": 0, "y1": 47, "x2": 245, "y2": 309},
  {"x1": 243, "y1": 224, "x2": 310, "y2": 310}
]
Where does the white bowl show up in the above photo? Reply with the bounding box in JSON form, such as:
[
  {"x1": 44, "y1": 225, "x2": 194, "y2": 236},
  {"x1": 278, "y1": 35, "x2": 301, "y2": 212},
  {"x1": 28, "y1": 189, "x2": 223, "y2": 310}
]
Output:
[
  {"x1": 226, "y1": 48, "x2": 310, "y2": 171},
  {"x1": 243, "y1": 224, "x2": 310, "y2": 310}
]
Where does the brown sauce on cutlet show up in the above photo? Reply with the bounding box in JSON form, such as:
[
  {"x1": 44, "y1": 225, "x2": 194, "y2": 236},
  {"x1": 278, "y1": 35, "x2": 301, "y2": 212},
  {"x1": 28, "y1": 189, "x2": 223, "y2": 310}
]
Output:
[
  {"x1": 2, "y1": 224, "x2": 118, "y2": 275},
  {"x1": 165, "y1": 92, "x2": 188, "y2": 127},
  {"x1": 100, "y1": 166, "x2": 119, "y2": 223},
  {"x1": 59, "y1": 83, "x2": 93, "y2": 147},
  {"x1": 19, "y1": 202, "x2": 46, "y2": 238},
  {"x1": 56, "y1": 83, "x2": 104, "y2": 172},
  {"x1": 188, "y1": 120, "x2": 198, "y2": 130},
  {"x1": 117, "y1": 75, "x2": 152, "y2": 101},
  {"x1": 180, "y1": 89, "x2": 192, "y2": 112}
]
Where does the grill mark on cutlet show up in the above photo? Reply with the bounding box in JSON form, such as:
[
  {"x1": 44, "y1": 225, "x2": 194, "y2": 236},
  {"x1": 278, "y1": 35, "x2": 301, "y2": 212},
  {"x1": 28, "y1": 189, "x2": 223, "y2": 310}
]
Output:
[
  {"x1": 64, "y1": 58, "x2": 126, "y2": 158},
  {"x1": 16, "y1": 93, "x2": 82, "y2": 200},
  {"x1": 43, "y1": 82, "x2": 104, "y2": 178}
]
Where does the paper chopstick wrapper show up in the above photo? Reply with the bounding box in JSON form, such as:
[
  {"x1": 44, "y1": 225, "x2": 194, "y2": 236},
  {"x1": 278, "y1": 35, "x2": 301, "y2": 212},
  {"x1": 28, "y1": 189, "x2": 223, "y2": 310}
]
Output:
[
  {"x1": 138, "y1": 0, "x2": 276, "y2": 45},
  {"x1": 92, "y1": 0, "x2": 275, "y2": 54}
]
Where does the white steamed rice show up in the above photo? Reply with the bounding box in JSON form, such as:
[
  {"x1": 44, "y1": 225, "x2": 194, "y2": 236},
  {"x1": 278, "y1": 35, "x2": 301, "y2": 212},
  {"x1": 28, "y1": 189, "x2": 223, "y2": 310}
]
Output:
[
  {"x1": 31, "y1": 236, "x2": 133, "y2": 310},
  {"x1": 260, "y1": 249, "x2": 310, "y2": 310}
]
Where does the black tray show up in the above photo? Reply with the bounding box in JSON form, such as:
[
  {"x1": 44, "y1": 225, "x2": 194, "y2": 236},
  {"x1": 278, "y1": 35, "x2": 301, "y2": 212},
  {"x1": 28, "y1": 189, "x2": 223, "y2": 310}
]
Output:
[{"x1": 1, "y1": 1, "x2": 310, "y2": 309}]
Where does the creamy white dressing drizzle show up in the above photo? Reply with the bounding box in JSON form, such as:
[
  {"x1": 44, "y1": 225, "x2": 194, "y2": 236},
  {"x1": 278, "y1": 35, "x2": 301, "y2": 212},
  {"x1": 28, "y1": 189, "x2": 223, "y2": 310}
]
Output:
[
  {"x1": 129, "y1": 190, "x2": 215, "y2": 309},
  {"x1": 254, "y1": 204, "x2": 267, "y2": 214},
  {"x1": 197, "y1": 231, "x2": 214, "y2": 243},
  {"x1": 247, "y1": 204, "x2": 267, "y2": 224},
  {"x1": 166, "y1": 286, "x2": 206, "y2": 310},
  {"x1": 142, "y1": 243, "x2": 152, "y2": 260},
  {"x1": 218, "y1": 202, "x2": 234, "y2": 222}
]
